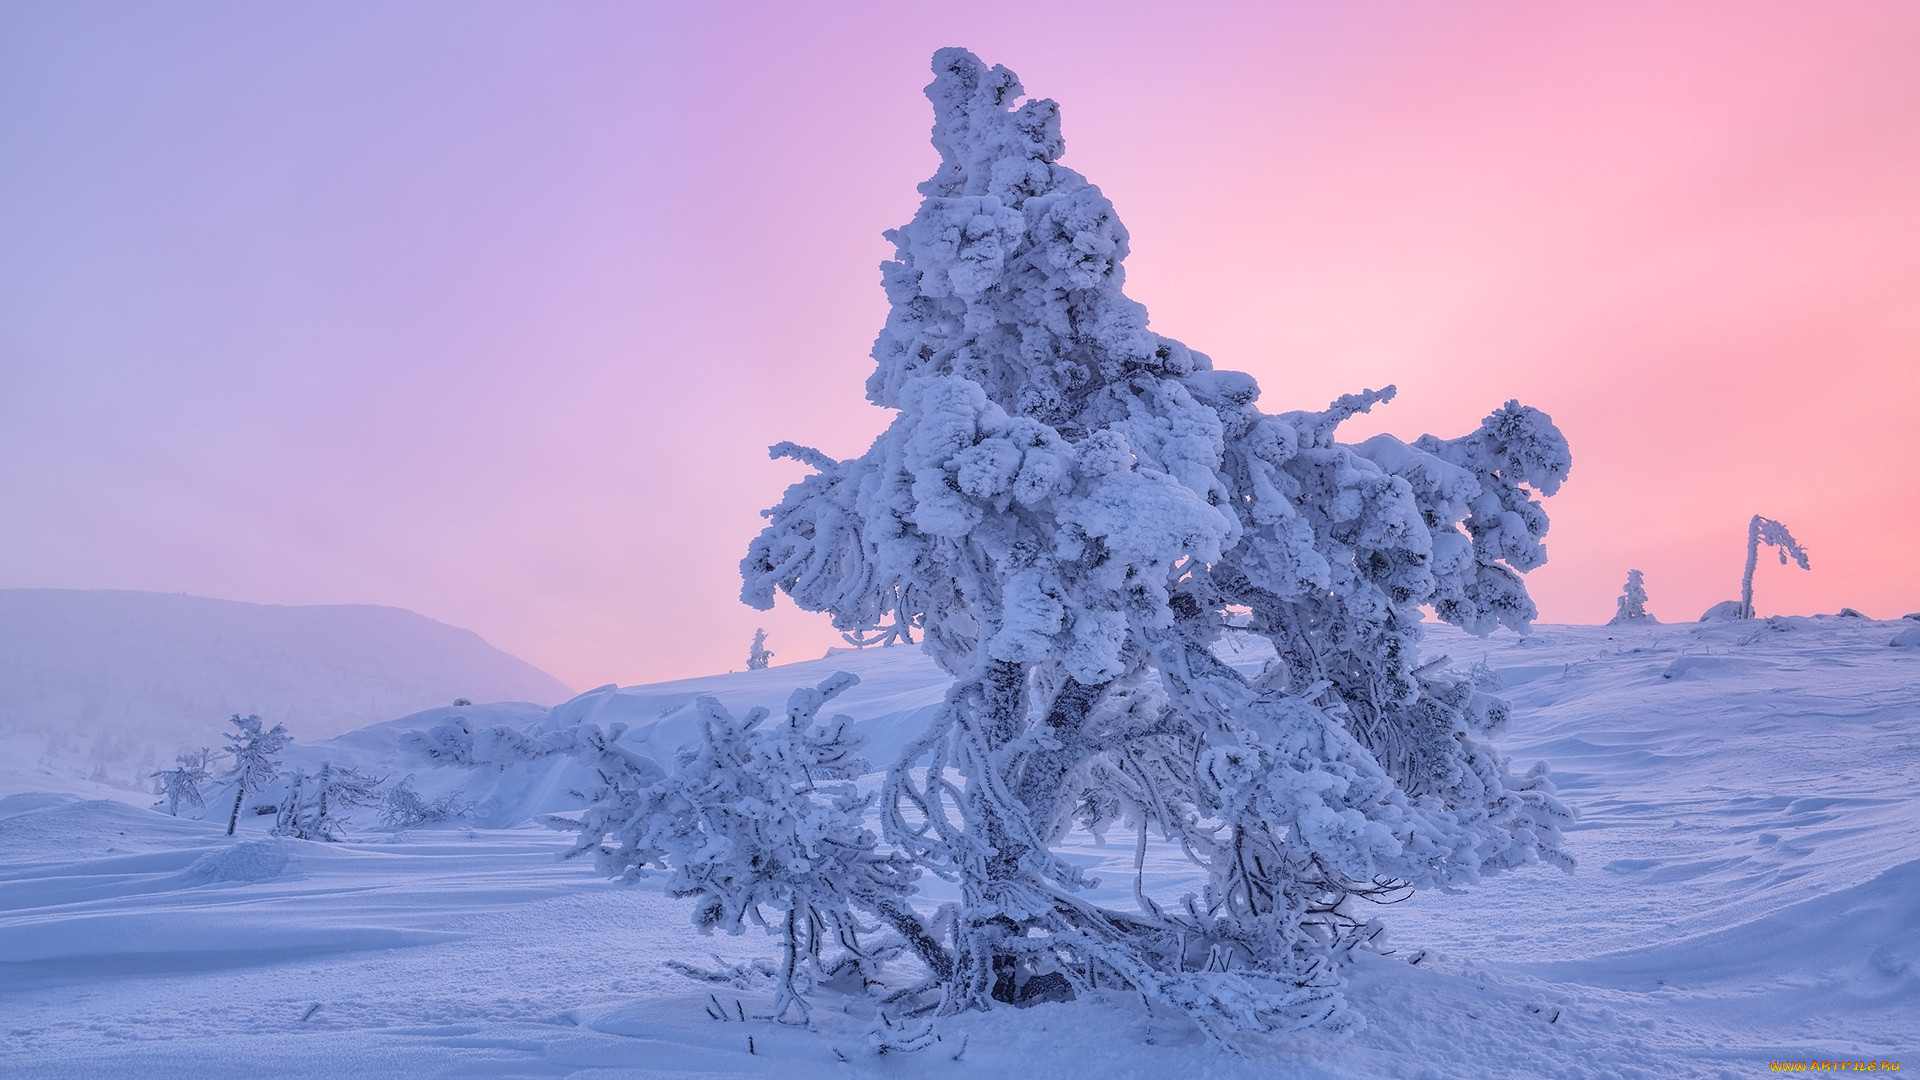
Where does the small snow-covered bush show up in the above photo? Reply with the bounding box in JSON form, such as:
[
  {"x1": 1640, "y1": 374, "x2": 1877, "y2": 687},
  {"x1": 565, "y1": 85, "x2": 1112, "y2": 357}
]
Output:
[
  {"x1": 737, "y1": 49, "x2": 1574, "y2": 1041},
  {"x1": 379, "y1": 775, "x2": 471, "y2": 829},
  {"x1": 407, "y1": 673, "x2": 923, "y2": 1025}
]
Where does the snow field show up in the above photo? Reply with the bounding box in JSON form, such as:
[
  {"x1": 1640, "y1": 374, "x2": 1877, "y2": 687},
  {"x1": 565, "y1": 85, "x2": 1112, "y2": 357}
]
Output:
[{"x1": 1, "y1": 616, "x2": 1915, "y2": 1077}]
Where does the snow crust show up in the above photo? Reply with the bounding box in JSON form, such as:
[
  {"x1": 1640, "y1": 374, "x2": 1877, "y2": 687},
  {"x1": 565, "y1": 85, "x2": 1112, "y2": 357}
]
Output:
[{"x1": 1, "y1": 617, "x2": 1915, "y2": 1077}]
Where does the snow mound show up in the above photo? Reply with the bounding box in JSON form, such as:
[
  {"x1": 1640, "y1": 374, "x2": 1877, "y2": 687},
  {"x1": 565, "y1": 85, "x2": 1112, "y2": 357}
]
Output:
[
  {"x1": 182, "y1": 839, "x2": 291, "y2": 883},
  {"x1": 1890, "y1": 625, "x2": 1920, "y2": 647}
]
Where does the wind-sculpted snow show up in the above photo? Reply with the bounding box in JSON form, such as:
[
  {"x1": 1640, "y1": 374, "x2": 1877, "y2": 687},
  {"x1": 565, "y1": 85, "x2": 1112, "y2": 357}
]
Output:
[{"x1": 1, "y1": 619, "x2": 1915, "y2": 1076}]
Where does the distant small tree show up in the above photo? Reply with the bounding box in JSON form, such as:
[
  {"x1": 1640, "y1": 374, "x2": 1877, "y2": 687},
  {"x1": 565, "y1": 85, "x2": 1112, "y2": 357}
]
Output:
[
  {"x1": 1609, "y1": 569, "x2": 1654, "y2": 624},
  {"x1": 152, "y1": 749, "x2": 213, "y2": 817},
  {"x1": 222, "y1": 714, "x2": 292, "y2": 836},
  {"x1": 747, "y1": 628, "x2": 774, "y2": 670},
  {"x1": 1739, "y1": 515, "x2": 1810, "y2": 619}
]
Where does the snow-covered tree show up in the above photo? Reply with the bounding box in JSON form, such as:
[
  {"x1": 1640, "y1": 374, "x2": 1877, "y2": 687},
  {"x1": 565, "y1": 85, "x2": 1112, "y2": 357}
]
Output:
[
  {"x1": 1739, "y1": 515, "x2": 1809, "y2": 619},
  {"x1": 407, "y1": 673, "x2": 923, "y2": 1025},
  {"x1": 747, "y1": 628, "x2": 774, "y2": 671},
  {"x1": 1609, "y1": 569, "x2": 1654, "y2": 624},
  {"x1": 739, "y1": 49, "x2": 1573, "y2": 1037},
  {"x1": 221, "y1": 714, "x2": 291, "y2": 836},
  {"x1": 152, "y1": 749, "x2": 212, "y2": 817},
  {"x1": 379, "y1": 775, "x2": 471, "y2": 829},
  {"x1": 275, "y1": 761, "x2": 383, "y2": 840}
]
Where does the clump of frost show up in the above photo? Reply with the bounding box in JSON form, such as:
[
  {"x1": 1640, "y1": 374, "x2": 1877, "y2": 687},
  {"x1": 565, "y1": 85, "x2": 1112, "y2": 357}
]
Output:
[{"x1": 736, "y1": 48, "x2": 1575, "y2": 1043}]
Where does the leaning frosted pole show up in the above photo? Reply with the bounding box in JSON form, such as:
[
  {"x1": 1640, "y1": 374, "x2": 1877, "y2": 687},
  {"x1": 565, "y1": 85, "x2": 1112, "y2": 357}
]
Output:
[
  {"x1": 1739, "y1": 515, "x2": 1811, "y2": 619},
  {"x1": 743, "y1": 48, "x2": 1573, "y2": 1038}
]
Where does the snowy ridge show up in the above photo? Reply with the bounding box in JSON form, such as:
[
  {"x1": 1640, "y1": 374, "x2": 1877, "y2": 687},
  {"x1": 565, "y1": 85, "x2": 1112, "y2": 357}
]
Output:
[
  {"x1": 0, "y1": 618, "x2": 1914, "y2": 1076},
  {"x1": 0, "y1": 589, "x2": 575, "y2": 797}
]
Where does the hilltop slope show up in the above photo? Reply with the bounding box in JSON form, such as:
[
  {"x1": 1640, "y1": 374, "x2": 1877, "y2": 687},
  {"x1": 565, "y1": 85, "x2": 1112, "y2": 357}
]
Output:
[{"x1": 0, "y1": 589, "x2": 574, "y2": 794}]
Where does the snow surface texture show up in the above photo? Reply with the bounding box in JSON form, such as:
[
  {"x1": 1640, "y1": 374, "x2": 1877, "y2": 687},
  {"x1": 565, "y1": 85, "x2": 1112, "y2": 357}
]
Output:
[
  {"x1": 0, "y1": 618, "x2": 1914, "y2": 1078},
  {"x1": 0, "y1": 589, "x2": 575, "y2": 795}
]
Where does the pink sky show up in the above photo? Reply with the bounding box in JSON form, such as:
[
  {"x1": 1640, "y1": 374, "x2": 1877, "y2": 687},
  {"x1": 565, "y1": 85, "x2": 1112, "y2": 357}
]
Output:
[{"x1": 2, "y1": 2, "x2": 1916, "y2": 690}]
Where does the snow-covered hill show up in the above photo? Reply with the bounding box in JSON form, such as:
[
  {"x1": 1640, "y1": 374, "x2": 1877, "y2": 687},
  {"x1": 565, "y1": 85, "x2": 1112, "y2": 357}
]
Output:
[
  {"x1": 0, "y1": 589, "x2": 574, "y2": 796},
  {"x1": 0, "y1": 617, "x2": 1915, "y2": 1077}
]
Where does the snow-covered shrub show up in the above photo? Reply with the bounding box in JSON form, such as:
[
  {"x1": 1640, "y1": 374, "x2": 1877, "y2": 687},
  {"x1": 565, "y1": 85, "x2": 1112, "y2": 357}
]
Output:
[
  {"x1": 274, "y1": 761, "x2": 383, "y2": 841},
  {"x1": 747, "y1": 628, "x2": 774, "y2": 671},
  {"x1": 738, "y1": 49, "x2": 1573, "y2": 1039},
  {"x1": 407, "y1": 673, "x2": 923, "y2": 1024},
  {"x1": 1739, "y1": 515, "x2": 1810, "y2": 619},
  {"x1": 221, "y1": 714, "x2": 291, "y2": 836},
  {"x1": 1609, "y1": 570, "x2": 1655, "y2": 624},
  {"x1": 152, "y1": 749, "x2": 212, "y2": 817},
  {"x1": 379, "y1": 775, "x2": 471, "y2": 829}
]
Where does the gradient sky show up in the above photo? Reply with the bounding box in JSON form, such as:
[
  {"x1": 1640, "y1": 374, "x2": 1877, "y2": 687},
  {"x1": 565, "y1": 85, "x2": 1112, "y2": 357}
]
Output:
[{"x1": 3, "y1": 1, "x2": 1917, "y2": 690}]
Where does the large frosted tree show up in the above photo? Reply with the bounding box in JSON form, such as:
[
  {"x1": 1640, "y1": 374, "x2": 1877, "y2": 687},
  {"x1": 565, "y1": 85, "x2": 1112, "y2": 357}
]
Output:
[{"x1": 742, "y1": 49, "x2": 1572, "y2": 1036}]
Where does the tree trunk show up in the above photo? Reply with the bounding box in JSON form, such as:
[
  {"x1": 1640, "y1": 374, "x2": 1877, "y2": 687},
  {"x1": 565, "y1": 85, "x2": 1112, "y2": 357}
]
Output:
[
  {"x1": 226, "y1": 785, "x2": 245, "y2": 836},
  {"x1": 317, "y1": 763, "x2": 330, "y2": 838},
  {"x1": 1740, "y1": 514, "x2": 1761, "y2": 619}
]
